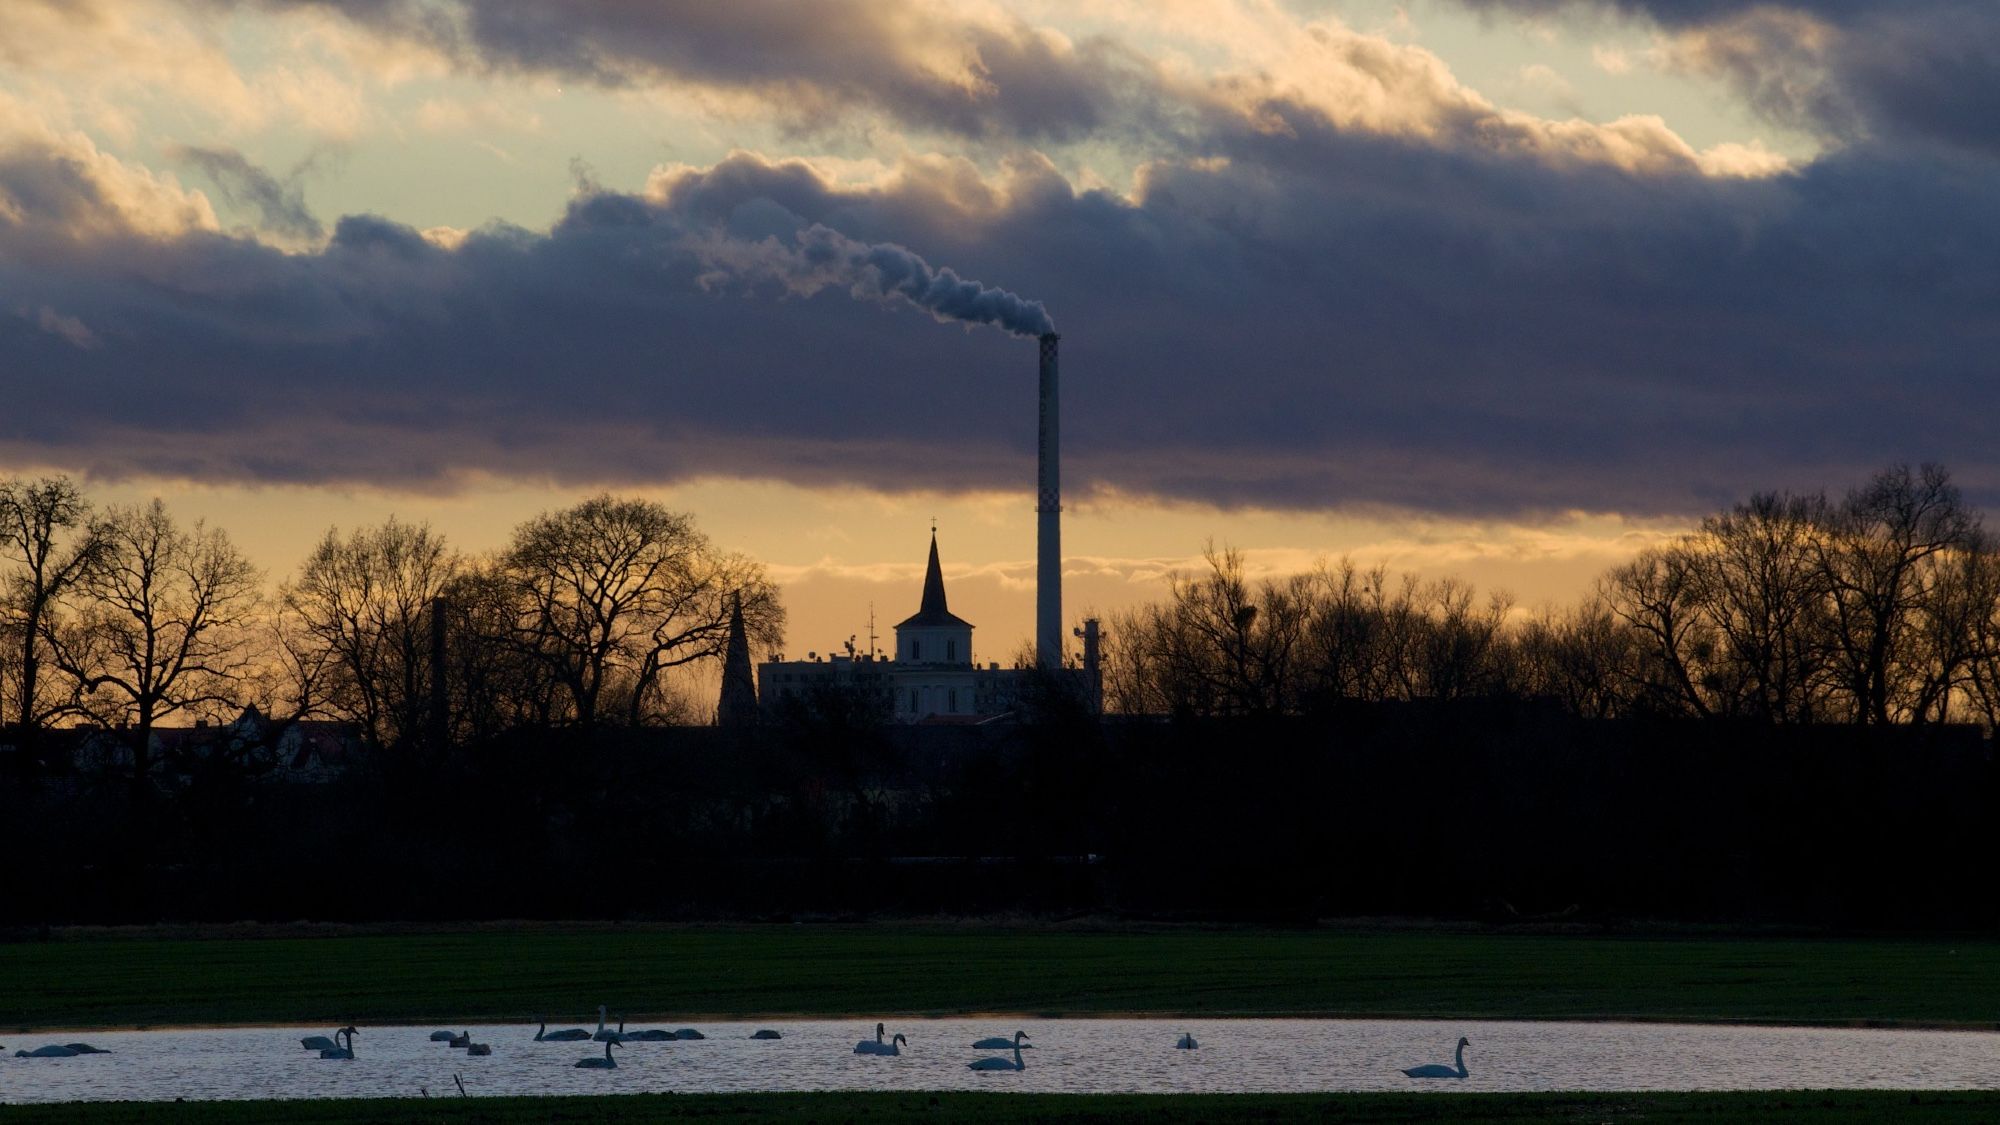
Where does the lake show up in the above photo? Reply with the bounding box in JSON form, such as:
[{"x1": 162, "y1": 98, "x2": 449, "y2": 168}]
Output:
[{"x1": 5, "y1": 1018, "x2": 1999, "y2": 1103}]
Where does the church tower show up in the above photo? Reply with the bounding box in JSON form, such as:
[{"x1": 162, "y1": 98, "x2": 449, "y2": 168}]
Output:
[{"x1": 894, "y1": 530, "x2": 973, "y2": 666}]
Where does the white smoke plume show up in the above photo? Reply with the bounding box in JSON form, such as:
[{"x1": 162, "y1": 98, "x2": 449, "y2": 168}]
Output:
[{"x1": 695, "y1": 222, "x2": 1055, "y2": 337}]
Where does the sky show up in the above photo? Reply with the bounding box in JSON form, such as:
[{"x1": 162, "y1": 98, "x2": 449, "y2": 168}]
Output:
[{"x1": 3, "y1": 0, "x2": 1997, "y2": 663}]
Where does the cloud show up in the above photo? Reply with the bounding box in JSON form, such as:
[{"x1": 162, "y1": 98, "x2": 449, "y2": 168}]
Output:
[
  {"x1": 5, "y1": 113, "x2": 2000, "y2": 521},
  {"x1": 169, "y1": 145, "x2": 326, "y2": 243},
  {"x1": 1454, "y1": 0, "x2": 2000, "y2": 157}
]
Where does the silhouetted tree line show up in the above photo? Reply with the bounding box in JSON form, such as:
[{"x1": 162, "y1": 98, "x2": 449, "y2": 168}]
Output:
[
  {"x1": 8, "y1": 463, "x2": 2000, "y2": 932},
  {"x1": 0, "y1": 482, "x2": 782, "y2": 787},
  {"x1": 1109, "y1": 465, "x2": 2000, "y2": 728}
]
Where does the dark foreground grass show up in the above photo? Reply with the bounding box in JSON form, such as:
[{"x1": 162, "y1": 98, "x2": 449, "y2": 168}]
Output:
[
  {"x1": 3, "y1": 1091, "x2": 1999, "y2": 1124},
  {"x1": 8, "y1": 924, "x2": 2000, "y2": 1030}
]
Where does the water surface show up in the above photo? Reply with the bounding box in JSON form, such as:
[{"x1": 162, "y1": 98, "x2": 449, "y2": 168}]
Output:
[{"x1": 5, "y1": 1019, "x2": 1998, "y2": 1103}]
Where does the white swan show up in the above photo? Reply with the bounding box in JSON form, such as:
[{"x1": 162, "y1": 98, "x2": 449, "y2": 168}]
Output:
[
  {"x1": 448, "y1": 1030, "x2": 473, "y2": 1048},
  {"x1": 466, "y1": 1042, "x2": 492, "y2": 1056},
  {"x1": 15, "y1": 1045, "x2": 80, "y2": 1058},
  {"x1": 1175, "y1": 1032, "x2": 1198, "y2": 1050},
  {"x1": 428, "y1": 1030, "x2": 456, "y2": 1042},
  {"x1": 971, "y1": 1035, "x2": 1035, "y2": 1049},
  {"x1": 537, "y1": 1020, "x2": 591, "y2": 1042},
  {"x1": 865, "y1": 1033, "x2": 908, "y2": 1057},
  {"x1": 300, "y1": 1033, "x2": 339, "y2": 1051},
  {"x1": 62, "y1": 1043, "x2": 110, "y2": 1054},
  {"x1": 1402, "y1": 1036, "x2": 1469, "y2": 1079},
  {"x1": 592, "y1": 1006, "x2": 622, "y2": 1042},
  {"x1": 673, "y1": 1028, "x2": 706, "y2": 1040},
  {"x1": 751, "y1": 1030, "x2": 783, "y2": 1040},
  {"x1": 319, "y1": 1027, "x2": 357, "y2": 1060},
  {"x1": 967, "y1": 1031, "x2": 1028, "y2": 1071},
  {"x1": 853, "y1": 1022, "x2": 888, "y2": 1054},
  {"x1": 574, "y1": 1040, "x2": 620, "y2": 1069}
]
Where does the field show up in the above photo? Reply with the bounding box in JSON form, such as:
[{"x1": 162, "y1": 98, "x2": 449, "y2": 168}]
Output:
[
  {"x1": 4, "y1": 1091, "x2": 2000, "y2": 1124},
  {"x1": 7, "y1": 922, "x2": 2000, "y2": 1030}
]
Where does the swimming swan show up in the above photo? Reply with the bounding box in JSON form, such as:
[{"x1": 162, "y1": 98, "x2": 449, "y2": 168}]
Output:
[
  {"x1": 967, "y1": 1031, "x2": 1029, "y2": 1071},
  {"x1": 592, "y1": 1006, "x2": 622, "y2": 1042},
  {"x1": 428, "y1": 1030, "x2": 456, "y2": 1042},
  {"x1": 300, "y1": 1033, "x2": 340, "y2": 1051},
  {"x1": 972, "y1": 1036, "x2": 1035, "y2": 1049},
  {"x1": 537, "y1": 1020, "x2": 591, "y2": 1042},
  {"x1": 673, "y1": 1028, "x2": 706, "y2": 1040},
  {"x1": 319, "y1": 1027, "x2": 358, "y2": 1060},
  {"x1": 751, "y1": 1030, "x2": 783, "y2": 1039},
  {"x1": 448, "y1": 1030, "x2": 473, "y2": 1048},
  {"x1": 865, "y1": 1033, "x2": 908, "y2": 1057},
  {"x1": 622, "y1": 1020, "x2": 675, "y2": 1042},
  {"x1": 62, "y1": 1043, "x2": 110, "y2": 1054},
  {"x1": 466, "y1": 1042, "x2": 492, "y2": 1056},
  {"x1": 15, "y1": 1045, "x2": 80, "y2": 1058},
  {"x1": 1176, "y1": 1032, "x2": 1198, "y2": 1049},
  {"x1": 854, "y1": 1022, "x2": 889, "y2": 1054},
  {"x1": 575, "y1": 1040, "x2": 620, "y2": 1069},
  {"x1": 1402, "y1": 1036, "x2": 1469, "y2": 1079}
]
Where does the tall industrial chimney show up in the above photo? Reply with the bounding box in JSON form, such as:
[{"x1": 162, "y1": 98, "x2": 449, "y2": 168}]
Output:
[{"x1": 1037, "y1": 332, "x2": 1062, "y2": 669}]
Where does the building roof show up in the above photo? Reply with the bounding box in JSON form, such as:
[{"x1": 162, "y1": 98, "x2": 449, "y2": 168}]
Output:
[{"x1": 895, "y1": 531, "x2": 974, "y2": 631}]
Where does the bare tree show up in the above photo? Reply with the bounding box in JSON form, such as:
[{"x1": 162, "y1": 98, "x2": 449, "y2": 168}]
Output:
[
  {"x1": 46, "y1": 500, "x2": 261, "y2": 785},
  {"x1": 0, "y1": 476, "x2": 103, "y2": 745},
  {"x1": 499, "y1": 495, "x2": 783, "y2": 729},
  {"x1": 284, "y1": 518, "x2": 462, "y2": 750},
  {"x1": 1817, "y1": 464, "x2": 1982, "y2": 725}
]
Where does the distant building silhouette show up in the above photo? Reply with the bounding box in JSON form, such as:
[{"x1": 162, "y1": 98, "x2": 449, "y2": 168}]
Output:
[
  {"x1": 717, "y1": 591, "x2": 759, "y2": 727},
  {"x1": 759, "y1": 530, "x2": 1098, "y2": 723}
]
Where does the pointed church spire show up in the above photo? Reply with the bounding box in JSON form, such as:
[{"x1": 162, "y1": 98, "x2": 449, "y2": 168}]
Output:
[
  {"x1": 717, "y1": 591, "x2": 758, "y2": 727},
  {"x1": 896, "y1": 528, "x2": 974, "y2": 630},
  {"x1": 919, "y1": 528, "x2": 950, "y2": 618}
]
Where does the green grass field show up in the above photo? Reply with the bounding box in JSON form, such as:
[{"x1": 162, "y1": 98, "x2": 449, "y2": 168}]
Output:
[
  {"x1": 6, "y1": 923, "x2": 2000, "y2": 1031},
  {"x1": 2, "y1": 1091, "x2": 1999, "y2": 1124}
]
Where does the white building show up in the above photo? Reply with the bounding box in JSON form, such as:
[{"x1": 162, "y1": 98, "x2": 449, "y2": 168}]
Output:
[{"x1": 759, "y1": 532, "x2": 1035, "y2": 723}]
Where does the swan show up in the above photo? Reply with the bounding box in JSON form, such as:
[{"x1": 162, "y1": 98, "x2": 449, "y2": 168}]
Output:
[
  {"x1": 623, "y1": 1021, "x2": 675, "y2": 1042},
  {"x1": 574, "y1": 1040, "x2": 620, "y2": 1069},
  {"x1": 972, "y1": 1035, "x2": 1035, "y2": 1049},
  {"x1": 673, "y1": 1028, "x2": 706, "y2": 1040},
  {"x1": 428, "y1": 1030, "x2": 456, "y2": 1042},
  {"x1": 15, "y1": 1045, "x2": 80, "y2": 1058},
  {"x1": 536, "y1": 1020, "x2": 591, "y2": 1042},
  {"x1": 873, "y1": 1033, "x2": 908, "y2": 1057},
  {"x1": 967, "y1": 1031, "x2": 1028, "y2": 1071},
  {"x1": 300, "y1": 1033, "x2": 340, "y2": 1051},
  {"x1": 1176, "y1": 1032, "x2": 1198, "y2": 1050},
  {"x1": 448, "y1": 1030, "x2": 473, "y2": 1048},
  {"x1": 1402, "y1": 1036, "x2": 1470, "y2": 1079},
  {"x1": 854, "y1": 1022, "x2": 888, "y2": 1054},
  {"x1": 592, "y1": 1006, "x2": 622, "y2": 1042},
  {"x1": 61, "y1": 1043, "x2": 110, "y2": 1054},
  {"x1": 466, "y1": 1042, "x2": 492, "y2": 1056},
  {"x1": 319, "y1": 1027, "x2": 358, "y2": 1060},
  {"x1": 750, "y1": 1030, "x2": 783, "y2": 1040}
]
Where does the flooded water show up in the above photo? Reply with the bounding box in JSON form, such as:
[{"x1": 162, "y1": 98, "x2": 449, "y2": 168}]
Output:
[{"x1": 5, "y1": 1019, "x2": 2000, "y2": 1103}]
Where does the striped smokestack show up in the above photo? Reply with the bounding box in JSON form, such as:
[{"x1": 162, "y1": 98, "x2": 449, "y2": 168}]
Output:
[{"x1": 1037, "y1": 332, "x2": 1062, "y2": 669}]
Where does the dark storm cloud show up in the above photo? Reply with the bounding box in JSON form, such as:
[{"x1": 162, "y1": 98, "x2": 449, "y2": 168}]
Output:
[
  {"x1": 7, "y1": 109, "x2": 2000, "y2": 518},
  {"x1": 1453, "y1": 0, "x2": 2000, "y2": 156}
]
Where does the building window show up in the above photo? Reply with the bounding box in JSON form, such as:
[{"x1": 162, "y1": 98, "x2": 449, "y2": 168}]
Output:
[
  {"x1": 947, "y1": 639, "x2": 957, "y2": 662},
  {"x1": 949, "y1": 689, "x2": 958, "y2": 711},
  {"x1": 910, "y1": 689, "x2": 920, "y2": 712},
  {"x1": 912, "y1": 640, "x2": 921, "y2": 661}
]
